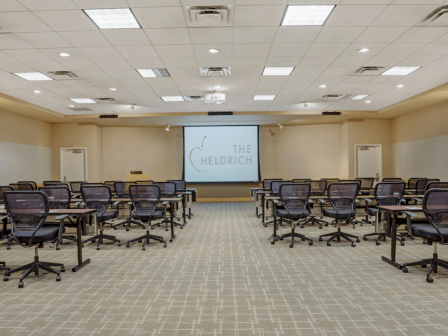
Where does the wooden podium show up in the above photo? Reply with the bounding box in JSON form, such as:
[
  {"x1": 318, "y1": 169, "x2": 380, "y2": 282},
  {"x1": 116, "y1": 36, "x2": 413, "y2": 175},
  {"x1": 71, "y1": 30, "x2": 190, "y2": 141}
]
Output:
[{"x1": 126, "y1": 174, "x2": 150, "y2": 182}]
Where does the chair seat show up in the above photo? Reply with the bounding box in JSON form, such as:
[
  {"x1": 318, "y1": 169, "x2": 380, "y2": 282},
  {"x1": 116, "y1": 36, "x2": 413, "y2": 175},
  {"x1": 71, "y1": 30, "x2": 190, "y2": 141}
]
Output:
[
  {"x1": 96, "y1": 211, "x2": 117, "y2": 221},
  {"x1": 323, "y1": 208, "x2": 354, "y2": 219},
  {"x1": 14, "y1": 227, "x2": 59, "y2": 244},
  {"x1": 366, "y1": 207, "x2": 379, "y2": 216},
  {"x1": 276, "y1": 209, "x2": 310, "y2": 220},
  {"x1": 131, "y1": 210, "x2": 164, "y2": 221},
  {"x1": 412, "y1": 225, "x2": 448, "y2": 241}
]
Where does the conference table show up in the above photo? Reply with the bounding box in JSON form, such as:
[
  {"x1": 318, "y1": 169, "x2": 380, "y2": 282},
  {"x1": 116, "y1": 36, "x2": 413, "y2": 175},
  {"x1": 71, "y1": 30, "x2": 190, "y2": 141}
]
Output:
[{"x1": 0, "y1": 208, "x2": 94, "y2": 272}]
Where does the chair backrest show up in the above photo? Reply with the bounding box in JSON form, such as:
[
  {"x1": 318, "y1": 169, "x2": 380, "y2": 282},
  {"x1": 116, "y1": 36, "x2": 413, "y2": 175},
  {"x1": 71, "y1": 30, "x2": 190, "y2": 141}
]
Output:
[
  {"x1": 104, "y1": 181, "x2": 119, "y2": 192},
  {"x1": 279, "y1": 183, "x2": 311, "y2": 216},
  {"x1": 327, "y1": 182, "x2": 359, "y2": 215},
  {"x1": 340, "y1": 180, "x2": 362, "y2": 189},
  {"x1": 374, "y1": 181, "x2": 405, "y2": 206},
  {"x1": 70, "y1": 181, "x2": 87, "y2": 193},
  {"x1": 39, "y1": 186, "x2": 71, "y2": 209},
  {"x1": 154, "y1": 182, "x2": 176, "y2": 198},
  {"x1": 15, "y1": 182, "x2": 34, "y2": 191},
  {"x1": 321, "y1": 178, "x2": 339, "y2": 183},
  {"x1": 129, "y1": 184, "x2": 161, "y2": 220},
  {"x1": 167, "y1": 180, "x2": 186, "y2": 192},
  {"x1": 415, "y1": 179, "x2": 440, "y2": 195},
  {"x1": 43, "y1": 181, "x2": 62, "y2": 186},
  {"x1": 426, "y1": 181, "x2": 448, "y2": 191},
  {"x1": 293, "y1": 179, "x2": 311, "y2": 183},
  {"x1": 18, "y1": 181, "x2": 37, "y2": 190},
  {"x1": 114, "y1": 182, "x2": 136, "y2": 197},
  {"x1": 4, "y1": 191, "x2": 49, "y2": 244},
  {"x1": 81, "y1": 185, "x2": 112, "y2": 215},
  {"x1": 422, "y1": 189, "x2": 448, "y2": 241},
  {"x1": 0, "y1": 186, "x2": 14, "y2": 204},
  {"x1": 135, "y1": 180, "x2": 154, "y2": 185},
  {"x1": 356, "y1": 178, "x2": 374, "y2": 190},
  {"x1": 382, "y1": 178, "x2": 402, "y2": 182},
  {"x1": 305, "y1": 180, "x2": 327, "y2": 196},
  {"x1": 408, "y1": 178, "x2": 424, "y2": 189},
  {"x1": 263, "y1": 178, "x2": 282, "y2": 190},
  {"x1": 271, "y1": 180, "x2": 293, "y2": 195}
]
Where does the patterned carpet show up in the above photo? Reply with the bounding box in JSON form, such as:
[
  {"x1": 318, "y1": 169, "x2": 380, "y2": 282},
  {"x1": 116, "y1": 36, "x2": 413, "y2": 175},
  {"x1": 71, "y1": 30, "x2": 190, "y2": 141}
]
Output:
[{"x1": 1, "y1": 202, "x2": 448, "y2": 336}]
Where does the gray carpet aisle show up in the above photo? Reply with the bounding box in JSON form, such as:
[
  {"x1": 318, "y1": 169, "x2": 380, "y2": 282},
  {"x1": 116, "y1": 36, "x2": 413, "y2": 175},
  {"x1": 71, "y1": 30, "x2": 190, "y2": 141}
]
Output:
[{"x1": 0, "y1": 202, "x2": 448, "y2": 336}]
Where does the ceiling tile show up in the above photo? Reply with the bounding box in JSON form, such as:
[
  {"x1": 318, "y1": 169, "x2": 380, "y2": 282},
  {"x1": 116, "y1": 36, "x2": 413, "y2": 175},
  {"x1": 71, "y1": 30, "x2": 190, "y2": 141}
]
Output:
[
  {"x1": 229, "y1": 76, "x2": 260, "y2": 84},
  {"x1": 371, "y1": 5, "x2": 441, "y2": 26},
  {"x1": 72, "y1": 0, "x2": 130, "y2": 8},
  {"x1": 116, "y1": 46, "x2": 158, "y2": 59},
  {"x1": 364, "y1": 55, "x2": 407, "y2": 67},
  {"x1": 196, "y1": 57, "x2": 231, "y2": 67},
  {"x1": 39, "y1": 48, "x2": 88, "y2": 61},
  {"x1": 232, "y1": 44, "x2": 271, "y2": 57},
  {"x1": 326, "y1": 5, "x2": 387, "y2": 26},
  {"x1": 275, "y1": 26, "x2": 322, "y2": 43},
  {"x1": 172, "y1": 77, "x2": 203, "y2": 85},
  {"x1": 321, "y1": 66, "x2": 359, "y2": 75},
  {"x1": 93, "y1": 59, "x2": 133, "y2": 70},
  {"x1": 232, "y1": 67, "x2": 264, "y2": 77},
  {"x1": 104, "y1": 69, "x2": 141, "y2": 79},
  {"x1": 128, "y1": 0, "x2": 181, "y2": 6},
  {"x1": 291, "y1": 67, "x2": 326, "y2": 76},
  {"x1": 15, "y1": 32, "x2": 72, "y2": 49},
  {"x1": 234, "y1": 5, "x2": 286, "y2": 26},
  {"x1": 315, "y1": 27, "x2": 366, "y2": 43},
  {"x1": 78, "y1": 47, "x2": 124, "y2": 60},
  {"x1": 132, "y1": 7, "x2": 186, "y2": 28},
  {"x1": 269, "y1": 44, "x2": 311, "y2": 57},
  {"x1": 355, "y1": 27, "x2": 410, "y2": 43},
  {"x1": 144, "y1": 77, "x2": 174, "y2": 85},
  {"x1": 193, "y1": 44, "x2": 233, "y2": 57},
  {"x1": 0, "y1": 51, "x2": 19, "y2": 63},
  {"x1": 0, "y1": 0, "x2": 27, "y2": 11},
  {"x1": 127, "y1": 58, "x2": 165, "y2": 68},
  {"x1": 58, "y1": 60, "x2": 101, "y2": 71},
  {"x1": 377, "y1": 42, "x2": 427, "y2": 56},
  {"x1": 4, "y1": 49, "x2": 53, "y2": 62},
  {"x1": 233, "y1": 27, "x2": 278, "y2": 44},
  {"x1": 24, "y1": 61, "x2": 69, "y2": 72},
  {"x1": 231, "y1": 57, "x2": 267, "y2": 67},
  {"x1": 154, "y1": 45, "x2": 195, "y2": 58},
  {"x1": 165, "y1": 68, "x2": 201, "y2": 77},
  {"x1": 58, "y1": 31, "x2": 112, "y2": 47},
  {"x1": 163, "y1": 58, "x2": 198, "y2": 68},
  {"x1": 189, "y1": 28, "x2": 233, "y2": 44},
  {"x1": 414, "y1": 43, "x2": 448, "y2": 56},
  {"x1": 59, "y1": 79, "x2": 94, "y2": 88},
  {"x1": 265, "y1": 57, "x2": 301, "y2": 66},
  {"x1": 298, "y1": 56, "x2": 338, "y2": 67},
  {"x1": 34, "y1": 10, "x2": 97, "y2": 31},
  {"x1": 115, "y1": 77, "x2": 146, "y2": 86},
  {"x1": 101, "y1": 29, "x2": 152, "y2": 46},
  {"x1": 331, "y1": 55, "x2": 372, "y2": 66},
  {"x1": 0, "y1": 12, "x2": 52, "y2": 32},
  {"x1": 397, "y1": 27, "x2": 448, "y2": 43},
  {"x1": 305, "y1": 43, "x2": 350, "y2": 57},
  {"x1": 145, "y1": 28, "x2": 191, "y2": 45},
  {"x1": 18, "y1": 0, "x2": 78, "y2": 10}
]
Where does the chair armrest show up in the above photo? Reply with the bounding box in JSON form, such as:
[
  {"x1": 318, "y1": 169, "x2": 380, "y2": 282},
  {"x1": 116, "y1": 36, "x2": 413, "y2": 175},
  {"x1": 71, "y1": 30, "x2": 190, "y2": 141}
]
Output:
[
  {"x1": 113, "y1": 201, "x2": 121, "y2": 206},
  {"x1": 355, "y1": 199, "x2": 360, "y2": 203},
  {"x1": 402, "y1": 211, "x2": 419, "y2": 218},
  {"x1": 0, "y1": 215, "x2": 7, "y2": 221},
  {"x1": 308, "y1": 199, "x2": 314, "y2": 204},
  {"x1": 412, "y1": 198, "x2": 423, "y2": 202},
  {"x1": 273, "y1": 199, "x2": 279, "y2": 204},
  {"x1": 265, "y1": 193, "x2": 271, "y2": 197},
  {"x1": 364, "y1": 198, "x2": 373, "y2": 203},
  {"x1": 55, "y1": 214, "x2": 69, "y2": 221},
  {"x1": 162, "y1": 201, "x2": 169, "y2": 205},
  {"x1": 318, "y1": 199, "x2": 326, "y2": 204}
]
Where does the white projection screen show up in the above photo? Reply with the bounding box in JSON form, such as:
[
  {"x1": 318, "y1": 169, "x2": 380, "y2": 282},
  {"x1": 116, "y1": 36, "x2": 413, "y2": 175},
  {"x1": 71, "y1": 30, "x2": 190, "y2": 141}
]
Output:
[{"x1": 183, "y1": 126, "x2": 260, "y2": 183}]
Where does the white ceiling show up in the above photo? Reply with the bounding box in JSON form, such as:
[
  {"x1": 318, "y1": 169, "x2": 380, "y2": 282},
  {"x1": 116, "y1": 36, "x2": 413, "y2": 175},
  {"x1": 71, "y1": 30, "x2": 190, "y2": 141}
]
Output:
[{"x1": 1, "y1": 0, "x2": 448, "y2": 116}]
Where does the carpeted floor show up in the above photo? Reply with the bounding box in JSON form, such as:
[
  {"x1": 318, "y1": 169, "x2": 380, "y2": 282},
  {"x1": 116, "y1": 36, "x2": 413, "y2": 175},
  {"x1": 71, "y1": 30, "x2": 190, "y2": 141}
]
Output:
[{"x1": 1, "y1": 202, "x2": 448, "y2": 336}]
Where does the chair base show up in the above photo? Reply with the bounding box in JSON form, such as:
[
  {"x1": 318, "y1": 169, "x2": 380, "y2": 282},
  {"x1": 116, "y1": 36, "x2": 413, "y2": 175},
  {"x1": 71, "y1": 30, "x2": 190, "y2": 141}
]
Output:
[
  {"x1": 271, "y1": 228, "x2": 313, "y2": 248},
  {"x1": 363, "y1": 232, "x2": 405, "y2": 246},
  {"x1": 82, "y1": 230, "x2": 121, "y2": 250},
  {"x1": 402, "y1": 252, "x2": 448, "y2": 283},
  {"x1": 362, "y1": 215, "x2": 374, "y2": 225},
  {"x1": 0, "y1": 261, "x2": 9, "y2": 271},
  {"x1": 52, "y1": 235, "x2": 77, "y2": 250},
  {"x1": 319, "y1": 227, "x2": 359, "y2": 246},
  {"x1": 126, "y1": 230, "x2": 167, "y2": 250},
  {"x1": 112, "y1": 218, "x2": 146, "y2": 231},
  {"x1": 299, "y1": 216, "x2": 328, "y2": 229},
  {"x1": 3, "y1": 255, "x2": 63, "y2": 288}
]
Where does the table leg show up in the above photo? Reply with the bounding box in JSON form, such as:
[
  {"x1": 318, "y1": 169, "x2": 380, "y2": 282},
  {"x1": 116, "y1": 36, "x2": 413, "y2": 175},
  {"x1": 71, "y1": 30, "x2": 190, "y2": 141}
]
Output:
[
  {"x1": 72, "y1": 215, "x2": 90, "y2": 272},
  {"x1": 182, "y1": 196, "x2": 187, "y2": 228},
  {"x1": 381, "y1": 212, "x2": 402, "y2": 269},
  {"x1": 272, "y1": 202, "x2": 278, "y2": 238},
  {"x1": 170, "y1": 202, "x2": 176, "y2": 242},
  {"x1": 262, "y1": 194, "x2": 266, "y2": 227}
]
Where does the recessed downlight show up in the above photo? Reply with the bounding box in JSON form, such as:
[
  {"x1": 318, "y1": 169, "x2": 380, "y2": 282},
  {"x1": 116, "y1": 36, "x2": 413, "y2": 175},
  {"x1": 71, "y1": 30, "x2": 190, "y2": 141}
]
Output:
[
  {"x1": 33, "y1": 90, "x2": 41, "y2": 93},
  {"x1": 208, "y1": 48, "x2": 220, "y2": 54},
  {"x1": 58, "y1": 52, "x2": 70, "y2": 57},
  {"x1": 110, "y1": 88, "x2": 117, "y2": 91},
  {"x1": 358, "y1": 48, "x2": 370, "y2": 53},
  {"x1": 68, "y1": 105, "x2": 75, "y2": 108},
  {"x1": 365, "y1": 100, "x2": 371, "y2": 104},
  {"x1": 396, "y1": 84, "x2": 404, "y2": 88},
  {"x1": 319, "y1": 85, "x2": 326, "y2": 88}
]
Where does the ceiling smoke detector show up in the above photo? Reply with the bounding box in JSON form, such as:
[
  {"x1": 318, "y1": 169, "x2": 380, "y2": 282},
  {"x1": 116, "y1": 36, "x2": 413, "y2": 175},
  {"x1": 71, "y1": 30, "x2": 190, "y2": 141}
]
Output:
[
  {"x1": 200, "y1": 67, "x2": 231, "y2": 76},
  {"x1": 184, "y1": 6, "x2": 233, "y2": 27},
  {"x1": 48, "y1": 71, "x2": 78, "y2": 78}
]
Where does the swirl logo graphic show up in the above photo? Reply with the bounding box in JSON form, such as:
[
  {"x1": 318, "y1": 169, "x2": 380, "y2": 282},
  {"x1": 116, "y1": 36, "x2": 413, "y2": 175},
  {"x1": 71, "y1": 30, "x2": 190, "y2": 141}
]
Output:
[{"x1": 189, "y1": 136, "x2": 209, "y2": 172}]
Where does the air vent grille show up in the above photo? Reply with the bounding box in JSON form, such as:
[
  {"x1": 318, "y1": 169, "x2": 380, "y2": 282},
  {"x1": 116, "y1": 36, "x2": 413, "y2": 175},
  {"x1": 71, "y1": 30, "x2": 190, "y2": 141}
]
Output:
[
  {"x1": 422, "y1": 6, "x2": 448, "y2": 26},
  {"x1": 355, "y1": 66, "x2": 384, "y2": 74},
  {"x1": 184, "y1": 5, "x2": 233, "y2": 27},
  {"x1": 95, "y1": 98, "x2": 116, "y2": 102},
  {"x1": 184, "y1": 96, "x2": 204, "y2": 101},
  {"x1": 48, "y1": 71, "x2": 78, "y2": 78},
  {"x1": 200, "y1": 67, "x2": 231, "y2": 76},
  {"x1": 321, "y1": 95, "x2": 342, "y2": 100}
]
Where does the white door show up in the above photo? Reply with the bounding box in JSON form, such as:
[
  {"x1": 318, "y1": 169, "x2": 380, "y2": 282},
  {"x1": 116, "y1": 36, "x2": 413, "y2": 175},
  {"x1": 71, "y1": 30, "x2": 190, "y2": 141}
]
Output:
[
  {"x1": 60, "y1": 148, "x2": 87, "y2": 182},
  {"x1": 355, "y1": 145, "x2": 382, "y2": 183}
]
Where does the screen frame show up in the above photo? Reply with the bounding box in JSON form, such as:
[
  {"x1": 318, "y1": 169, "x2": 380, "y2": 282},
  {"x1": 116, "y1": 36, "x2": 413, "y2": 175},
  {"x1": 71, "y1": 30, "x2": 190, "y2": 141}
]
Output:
[{"x1": 182, "y1": 125, "x2": 261, "y2": 184}]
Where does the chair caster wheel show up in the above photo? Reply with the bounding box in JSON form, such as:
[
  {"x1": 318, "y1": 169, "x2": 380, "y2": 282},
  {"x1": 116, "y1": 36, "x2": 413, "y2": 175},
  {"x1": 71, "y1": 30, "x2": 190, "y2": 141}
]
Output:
[
  {"x1": 301, "y1": 238, "x2": 305, "y2": 241},
  {"x1": 142, "y1": 227, "x2": 145, "y2": 229},
  {"x1": 279, "y1": 238, "x2": 283, "y2": 241},
  {"x1": 7, "y1": 246, "x2": 10, "y2": 250},
  {"x1": 170, "y1": 238, "x2": 174, "y2": 242},
  {"x1": 126, "y1": 243, "x2": 130, "y2": 248},
  {"x1": 142, "y1": 246, "x2": 146, "y2": 251},
  {"x1": 271, "y1": 241, "x2": 275, "y2": 245},
  {"x1": 3, "y1": 275, "x2": 9, "y2": 281},
  {"x1": 180, "y1": 226, "x2": 183, "y2": 229},
  {"x1": 96, "y1": 246, "x2": 100, "y2": 250},
  {"x1": 319, "y1": 238, "x2": 323, "y2": 241},
  {"x1": 138, "y1": 240, "x2": 142, "y2": 243},
  {"x1": 400, "y1": 242, "x2": 405, "y2": 246},
  {"x1": 319, "y1": 227, "x2": 322, "y2": 229},
  {"x1": 163, "y1": 243, "x2": 167, "y2": 248},
  {"x1": 289, "y1": 244, "x2": 293, "y2": 248},
  {"x1": 402, "y1": 267, "x2": 408, "y2": 273},
  {"x1": 421, "y1": 265, "x2": 427, "y2": 268},
  {"x1": 351, "y1": 243, "x2": 356, "y2": 247},
  {"x1": 356, "y1": 239, "x2": 360, "y2": 243},
  {"x1": 327, "y1": 242, "x2": 331, "y2": 246},
  {"x1": 18, "y1": 282, "x2": 24, "y2": 288},
  {"x1": 300, "y1": 226, "x2": 304, "y2": 229},
  {"x1": 325, "y1": 223, "x2": 328, "y2": 226},
  {"x1": 56, "y1": 246, "x2": 60, "y2": 250},
  {"x1": 126, "y1": 228, "x2": 129, "y2": 232},
  {"x1": 165, "y1": 228, "x2": 169, "y2": 231},
  {"x1": 114, "y1": 227, "x2": 117, "y2": 230},
  {"x1": 309, "y1": 241, "x2": 313, "y2": 246},
  {"x1": 151, "y1": 227, "x2": 154, "y2": 230},
  {"x1": 117, "y1": 242, "x2": 121, "y2": 247},
  {"x1": 50, "y1": 245, "x2": 54, "y2": 248},
  {"x1": 363, "y1": 237, "x2": 367, "y2": 241},
  {"x1": 426, "y1": 277, "x2": 433, "y2": 283},
  {"x1": 56, "y1": 275, "x2": 61, "y2": 282},
  {"x1": 92, "y1": 240, "x2": 95, "y2": 243},
  {"x1": 61, "y1": 267, "x2": 65, "y2": 272},
  {"x1": 376, "y1": 242, "x2": 380, "y2": 246}
]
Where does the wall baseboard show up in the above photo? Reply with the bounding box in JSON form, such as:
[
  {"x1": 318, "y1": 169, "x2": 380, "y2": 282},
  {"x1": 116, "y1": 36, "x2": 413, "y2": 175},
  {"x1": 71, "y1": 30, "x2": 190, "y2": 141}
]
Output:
[{"x1": 196, "y1": 198, "x2": 251, "y2": 203}]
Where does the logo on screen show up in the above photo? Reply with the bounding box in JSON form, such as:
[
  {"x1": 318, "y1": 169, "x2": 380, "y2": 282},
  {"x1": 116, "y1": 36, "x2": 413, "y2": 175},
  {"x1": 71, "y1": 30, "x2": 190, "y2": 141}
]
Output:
[{"x1": 189, "y1": 136, "x2": 209, "y2": 172}]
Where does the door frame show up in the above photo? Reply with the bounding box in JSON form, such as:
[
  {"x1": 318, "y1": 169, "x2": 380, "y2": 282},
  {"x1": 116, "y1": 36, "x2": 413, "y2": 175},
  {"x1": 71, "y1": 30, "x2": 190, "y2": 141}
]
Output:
[
  {"x1": 354, "y1": 144, "x2": 382, "y2": 181},
  {"x1": 60, "y1": 147, "x2": 88, "y2": 182}
]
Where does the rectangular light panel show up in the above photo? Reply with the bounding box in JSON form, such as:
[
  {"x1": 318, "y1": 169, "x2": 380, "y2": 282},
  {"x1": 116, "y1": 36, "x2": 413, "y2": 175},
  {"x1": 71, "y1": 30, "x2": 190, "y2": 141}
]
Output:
[
  {"x1": 281, "y1": 5, "x2": 336, "y2": 26},
  {"x1": 13, "y1": 72, "x2": 53, "y2": 81},
  {"x1": 344, "y1": 95, "x2": 368, "y2": 100},
  {"x1": 262, "y1": 67, "x2": 294, "y2": 76},
  {"x1": 381, "y1": 67, "x2": 420, "y2": 76},
  {"x1": 161, "y1": 96, "x2": 185, "y2": 102},
  {"x1": 253, "y1": 95, "x2": 276, "y2": 101},
  {"x1": 136, "y1": 68, "x2": 170, "y2": 78},
  {"x1": 83, "y1": 8, "x2": 140, "y2": 29},
  {"x1": 70, "y1": 98, "x2": 97, "y2": 104}
]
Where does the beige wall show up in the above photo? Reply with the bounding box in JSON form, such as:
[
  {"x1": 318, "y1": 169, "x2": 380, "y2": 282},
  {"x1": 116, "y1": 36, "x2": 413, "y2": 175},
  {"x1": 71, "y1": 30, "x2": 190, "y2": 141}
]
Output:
[
  {"x1": 339, "y1": 121, "x2": 349, "y2": 179},
  {"x1": 51, "y1": 124, "x2": 103, "y2": 182}
]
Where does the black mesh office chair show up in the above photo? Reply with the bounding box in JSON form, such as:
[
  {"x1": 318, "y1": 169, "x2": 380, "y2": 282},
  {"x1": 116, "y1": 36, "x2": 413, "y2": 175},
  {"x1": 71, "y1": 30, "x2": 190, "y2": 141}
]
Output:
[
  {"x1": 18, "y1": 181, "x2": 37, "y2": 190},
  {"x1": 356, "y1": 178, "x2": 374, "y2": 193},
  {"x1": 152, "y1": 182, "x2": 177, "y2": 231},
  {"x1": 415, "y1": 179, "x2": 440, "y2": 195},
  {"x1": 340, "y1": 180, "x2": 363, "y2": 228},
  {"x1": 426, "y1": 181, "x2": 448, "y2": 190},
  {"x1": 407, "y1": 178, "x2": 424, "y2": 190},
  {"x1": 362, "y1": 182, "x2": 406, "y2": 245},
  {"x1": 293, "y1": 179, "x2": 311, "y2": 183},
  {"x1": 321, "y1": 178, "x2": 339, "y2": 183},
  {"x1": 271, "y1": 184, "x2": 313, "y2": 248},
  {"x1": 319, "y1": 182, "x2": 360, "y2": 247},
  {"x1": 167, "y1": 180, "x2": 188, "y2": 226},
  {"x1": 43, "y1": 181, "x2": 62, "y2": 186},
  {"x1": 126, "y1": 185, "x2": 167, "y2": 250},
  {"x1": 70, "y1": 181, "x2": 86, "y2": 193},
  {"x1": 3, "y1": 191, "x2": 64, "y2": 288},
  {"x1": 382, "y1": 178, "x2": 402, "y2": 182},
  {"x1": 104, "y1": 181, "x2": 119, "y2": 193},
  {"x1": 81, "y1": 185, "x2": 121, "y2": 250},
  {"x1": 402, "y1": 189, "x2": 448, "y2": 283},
  {"x1": 263, "y1": 178, "x2": 282, "y2": 190},
  {"x1": 11, "y1": 183, "x2": 34, "y2": 191},
  {"x1": 0, "y1": 186, "x2": 13, "y2": 244},
  {"x1": 39, "y1": 186, "x2": 77, "y2": 249},
  {"x1": 112, "y1": 181, "x2": 145, "y2": 231},
  {"x1": 299, "y1": 180, "x2": 328, "y2": 228},
  {"x1": 265, "y1": 180, "x2": 293, "y2": 227}
]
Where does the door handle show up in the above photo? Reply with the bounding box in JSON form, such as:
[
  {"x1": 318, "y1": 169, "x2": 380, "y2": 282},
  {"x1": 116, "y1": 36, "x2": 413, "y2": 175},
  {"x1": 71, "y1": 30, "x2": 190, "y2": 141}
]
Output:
[{"x1": 375, "y1": 173, "x2": 379, "y2": 182}]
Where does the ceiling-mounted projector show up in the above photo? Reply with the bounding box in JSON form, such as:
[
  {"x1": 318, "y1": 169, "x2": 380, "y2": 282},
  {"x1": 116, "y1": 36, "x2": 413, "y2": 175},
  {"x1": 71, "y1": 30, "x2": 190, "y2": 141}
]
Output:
[{"x1": 204, "y1": 91, "x2": 226, "y2": 103}]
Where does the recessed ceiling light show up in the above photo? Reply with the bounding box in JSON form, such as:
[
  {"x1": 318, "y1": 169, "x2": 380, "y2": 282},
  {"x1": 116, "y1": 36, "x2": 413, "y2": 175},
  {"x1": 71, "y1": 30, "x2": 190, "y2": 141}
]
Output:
[
  {"x1": 253, "y1": 95, "x2": 276, "y2": 101},
  {"x1": 68, "y1": 105, "x2": 75, "y2": 108},
  {"x1": 365, "y1": 100, "x2": 371, "y2": 104},
  {"x1": 358, "y1": 48, "x2": 370, "y2": 53},
  {"x1": 214, "y1": 85, "x2": 221, "y2": 89},
  {"x1": 319, "y1": 85, "x2": 326, "y2": 88},
  {"x1": 13, "y1": 72, "x2": 53, "y2": 81},
  {"x1": 70, "y1": 98, "x2": 96, "y2": 104},
  {"x1": 281, "y1": 5, "x2": 336, "y2": 26},
  {"x1": 262, "y1": 67, "x2": 294, "y2": 76},
  {"x1": 33, "y1": 90, "x2": 41, "y2": 93},
  {"x1": 396, "y1": 84, "x2": 404, "y2": 88},
  {"x1": 344, "y1": 94, "x2": 368, "y2": 100},
  {"x1": 382, "y1": 67, "x2": 420, "y2": 76},
  {"x1": 208, "y1": 48, "x2": 220, "y2": 54},
  {"x1": 83, "y1": 8, "x2": 140, "y2": 29},
  {"x1": 136, "y1": 68, "x2": 170, "y2": 78},
  {"x1": 161, "y1": 96, "x2": 185, "y2": 102},
  {"x1": 109, "y1": 88, "x2": 117, "y2": 91},
  {"x1": 58, "y1": 52, "x2": 70, "y2": 57}
]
